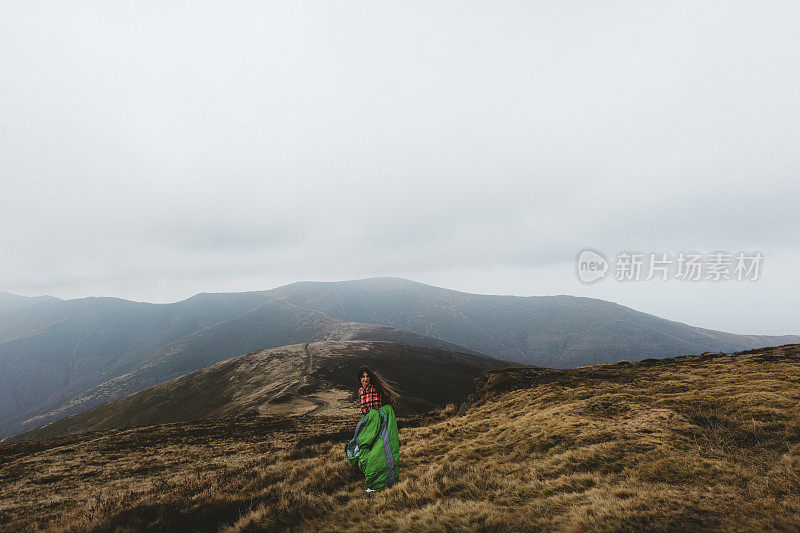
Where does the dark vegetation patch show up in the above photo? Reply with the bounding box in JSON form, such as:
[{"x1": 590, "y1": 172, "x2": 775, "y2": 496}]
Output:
[
  {"x1": 582, "y1": 396, "x2": 633, "y2": 418},
  {"x1": 295, "y1": 427, "x2": 353, "y2": 447},
  {"x1": 671, "y1": 403, "x2": 790, "y2": 458}
]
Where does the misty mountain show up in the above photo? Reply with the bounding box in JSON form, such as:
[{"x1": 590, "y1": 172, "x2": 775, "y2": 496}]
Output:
[
  {"x1": 266, "y1": 278, "x2": 799, "y2": 366},
  {"x1": 2, "y1": 278, "x2": 798, "y2": 438},
  {"x1": 0, "y1": 290, "x2": 478, "y2": 439},
  {"x1": 0, "y1": 291, "x2": 61, "y2": 318}
]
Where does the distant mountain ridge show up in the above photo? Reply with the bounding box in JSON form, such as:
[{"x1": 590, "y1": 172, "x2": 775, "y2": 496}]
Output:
[
  {"x1": 264, "y1": 278, "x2": 799, "y2": 365},
  {"x1": 1, "y1": 278, "x2": 798, "y2": 438}
]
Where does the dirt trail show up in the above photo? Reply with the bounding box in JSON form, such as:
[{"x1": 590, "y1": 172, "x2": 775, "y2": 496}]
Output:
[
  {"x1": 303, "y1": 342, "x2": 313, "y2": 374},
  {"x1": 269, "y1": 344, "x2": 345, "y2": 416},
  {"x1": 302, "y1": 343, "x2": 327, "y2": 415}
]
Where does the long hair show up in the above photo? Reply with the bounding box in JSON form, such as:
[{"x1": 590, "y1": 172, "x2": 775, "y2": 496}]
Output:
[{"x1": 358, "y1": 366, "x2": 399, "y2": 406}]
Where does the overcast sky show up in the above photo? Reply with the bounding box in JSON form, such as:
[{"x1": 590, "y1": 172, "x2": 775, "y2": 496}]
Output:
[{"x1": 1, "y1": 2, "x2": 798, "y2": 335}]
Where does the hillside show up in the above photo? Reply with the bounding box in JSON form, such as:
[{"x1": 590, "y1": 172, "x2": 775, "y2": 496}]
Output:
[
  {"x1": 2, "y1": 278, "x2": 798, "y2": 439},
  {"x1": 17, "y1": 341, "x2": 514, "y2": 440},
  {"x1": 0, "y1": 295, "x2": 479, "y2": 439},
  {"x1": 2, "y1": 344, "x2": 799, "y2": 531}
]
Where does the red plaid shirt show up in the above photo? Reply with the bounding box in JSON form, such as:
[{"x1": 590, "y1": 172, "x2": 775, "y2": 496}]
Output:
[{"x1": 358, "y1": 384, "x2": 384, "y2": 414}]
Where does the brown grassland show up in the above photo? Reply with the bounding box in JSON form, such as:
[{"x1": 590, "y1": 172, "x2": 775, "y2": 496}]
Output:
[{"x1": 1, "y1": 344, "x2": 799, "y2": 532}]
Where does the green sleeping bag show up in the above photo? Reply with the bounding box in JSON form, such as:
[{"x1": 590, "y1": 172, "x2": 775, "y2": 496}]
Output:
[{"x1": 344, "y1": 405, "x2": 399, "y2": 490}]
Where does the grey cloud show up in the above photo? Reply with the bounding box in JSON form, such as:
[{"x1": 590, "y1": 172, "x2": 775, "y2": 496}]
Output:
[{"x1": 1, "y1": 2, "x2": 798, "y2": 334}]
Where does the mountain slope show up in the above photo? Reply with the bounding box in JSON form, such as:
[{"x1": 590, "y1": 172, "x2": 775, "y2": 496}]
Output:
[
  {"x1": 3, "y1": 344, "x2": 799, "y2": 531},
  {"x1": 0, "y1": 292, "x2": 271, "y2": 436},
  {"x1": 17, "y1": 341, "x2": 515, "y2": 440}
]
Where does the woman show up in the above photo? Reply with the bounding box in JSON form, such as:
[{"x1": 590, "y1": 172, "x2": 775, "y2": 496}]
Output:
[
  {"x1": 346, "y1": 366, "x2": 400, "y2": 491},
  {"x1": 358, "y1": 366, "x2": 398, "y2": 413}
]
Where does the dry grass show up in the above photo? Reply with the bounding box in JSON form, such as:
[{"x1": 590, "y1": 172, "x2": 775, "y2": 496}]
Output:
[{"x1": 2, "y1": 345, "x2": 800, "y2": 531}]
